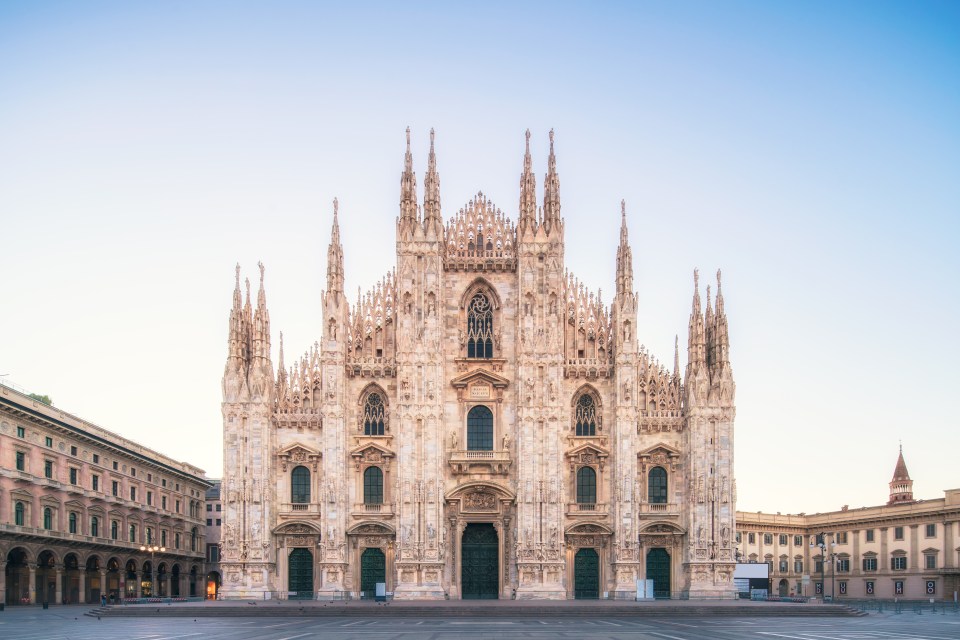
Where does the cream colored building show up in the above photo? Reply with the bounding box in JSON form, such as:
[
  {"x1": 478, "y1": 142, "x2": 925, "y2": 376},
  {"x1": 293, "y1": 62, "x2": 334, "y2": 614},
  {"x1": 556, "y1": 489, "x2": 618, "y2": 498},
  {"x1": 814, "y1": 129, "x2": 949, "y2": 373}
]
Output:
[
  {"x1": 736, "y1": 450, "x2": 960, "y2": 601},
  {"x1": 220, "y1": 130, "x2": 738, "y2": 600},
  {"x1": 0, "y1": 382, "x2": 210, "y2": 604}
]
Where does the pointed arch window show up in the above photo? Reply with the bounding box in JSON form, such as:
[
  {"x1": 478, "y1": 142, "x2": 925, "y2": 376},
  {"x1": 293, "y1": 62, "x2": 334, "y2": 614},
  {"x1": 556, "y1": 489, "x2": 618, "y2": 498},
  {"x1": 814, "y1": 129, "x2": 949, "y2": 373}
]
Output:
[
  {"x1": 14, "y1": 501, "x2": 24, "y2": 526},
  {"x1": 363, "y1": 466, "x2": 383, "y2": 505},
  {"x1": 575, "y1": 394, "x2": 597, "y2": 436},
  {"x1": 363, "y1": 392, "x2": 386, "y2": 435},
  {"x1": 291, "y1": 466, "x2": 310, "y2": 504},
  {"x1": 648, "y1": 467, "x2": 668, "y2": 504},
  {"x1": 466, "y1": 292, "x2": 494, "y2": 358},
  {"x1": 467, "y1": 405, "x2": 494, "y2": 451},
  {"x1": 577, "y1": 466, "x2": 597, "y2": 504}
]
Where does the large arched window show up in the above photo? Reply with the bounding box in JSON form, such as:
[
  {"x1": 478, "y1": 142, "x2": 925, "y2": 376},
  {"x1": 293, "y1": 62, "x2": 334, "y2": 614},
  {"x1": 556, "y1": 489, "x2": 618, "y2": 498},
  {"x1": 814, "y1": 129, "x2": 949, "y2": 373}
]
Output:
[
  {"x1": 43, "y1": 507, "x2": 53, "y2": 530},
  {"x1": 363, "y1": 392, "x2": 386, "y2": 435},
  {"x1": 291, "y1": 466, "x2": 311, "y2": 504},
  {"x1": 69, "y1": 511, "x2": 77, "y2": 534},
  {"x1": 648, "y1": 467, "x2": 668, "y2": 504},
  {"x1": 467, "y1": 405, "x2": 494, "y2": 451},
  {"x1": 575, "y1": 394, "x2": 597, "y2": 436},
  {"x1": 363, "y1": 466, "x2": 383, "y2": 505},
  {"x1": 466, "y1": 292, "x2": 494, "y2": 358},
  {"x1": 111, "y1": 519, "x2": 118, "y2": 540},
  {"x1": 14, "y1": 501, "x2": 24, "y2": 526},
  {"x1": 577, "y1": 467, "x2": 597, "y2": 504},
  {"x1": 91, "y1": 516, "x2": 99, "y2": 537}
]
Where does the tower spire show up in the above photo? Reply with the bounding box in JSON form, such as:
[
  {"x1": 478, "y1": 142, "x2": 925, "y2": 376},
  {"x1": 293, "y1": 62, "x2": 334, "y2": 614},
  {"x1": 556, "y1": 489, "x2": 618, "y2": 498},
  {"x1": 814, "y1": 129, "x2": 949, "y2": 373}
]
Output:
[
  {"x1": 888, "y1": 445, "x2": 914, "y2": 505},
  {"x1": 616, "y1": 199, "x2": 634, "y2": 298},
  {"x1": 687, "y1": 269, "x2": 705, "y2": 368},
  {"x1": 399, "y1": 126, "x2": 418, "y2": 227},
  {"x1": 253, "y1": 261, "x2": 271, "y2": 362},
  {"x1": 423, "y1": 127, "x2": 442, "y2": 233},
  {"x1": 226, "y1": 263, "x2": 244, "y2": 364},
  {"x1": 326, "y1": 198, "x2": 344, "y2": 296},
  {"x1": 542, "y1": 128, "x2": 561, "y2": 232},
  {"x1": 518, "y1": 128, "x2": 537, "y2": 234},
  {"x1": 714, "y1": 269, "x2": 730, "y2": 366}
]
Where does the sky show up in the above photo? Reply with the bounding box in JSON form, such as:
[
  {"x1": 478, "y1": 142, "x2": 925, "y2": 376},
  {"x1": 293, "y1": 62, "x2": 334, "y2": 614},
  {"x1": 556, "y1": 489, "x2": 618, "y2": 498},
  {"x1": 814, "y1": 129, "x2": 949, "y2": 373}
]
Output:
[{"x1": 1, "y1": 1, "x2": 957, "y2": 515}]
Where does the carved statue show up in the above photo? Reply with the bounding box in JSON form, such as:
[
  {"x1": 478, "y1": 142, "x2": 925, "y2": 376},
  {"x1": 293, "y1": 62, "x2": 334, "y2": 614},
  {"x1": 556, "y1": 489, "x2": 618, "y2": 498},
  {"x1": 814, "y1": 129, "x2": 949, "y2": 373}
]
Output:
[
  {"x1": 502, "y1": 432, "x2": 510, "y2": 451},
  {"x1": 449, "y1": 430, "x2": 458, "y2": 450}
]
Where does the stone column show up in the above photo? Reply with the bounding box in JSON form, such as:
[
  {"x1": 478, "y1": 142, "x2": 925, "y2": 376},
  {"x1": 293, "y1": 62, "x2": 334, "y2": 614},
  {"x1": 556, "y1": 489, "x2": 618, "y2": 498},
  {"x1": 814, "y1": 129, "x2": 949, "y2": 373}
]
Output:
[
  {"x1": 28, "y1": 564, "x2": 37, "y2": 604},
  {"x1": 79, "y1": 571, "x2": 87, "y2": 604},
  {"x1": 165, "y1": 575, "x2": 171, "y2": 597},
  {"x1": 99, "y1": 570, "x2": 107, "y2": 603},
  {"x1": 945, "y1": 520, "x2": 956, "y2": 569},
  {"x1": 0, "y1": 561, "x2": 6, "y2": 604},
  {"x1": 135, "y1": 572, "x2": 143, "y2": 598},
  {"x1": 54, "y1": 566, "x2": 63, "y2": 604}
]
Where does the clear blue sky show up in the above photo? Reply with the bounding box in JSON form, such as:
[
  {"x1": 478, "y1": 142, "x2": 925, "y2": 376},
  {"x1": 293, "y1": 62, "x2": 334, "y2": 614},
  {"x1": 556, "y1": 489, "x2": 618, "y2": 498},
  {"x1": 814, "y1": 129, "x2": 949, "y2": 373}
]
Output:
[{"x1": 1, "y1": 1, "x2": 957, "y2": 513}]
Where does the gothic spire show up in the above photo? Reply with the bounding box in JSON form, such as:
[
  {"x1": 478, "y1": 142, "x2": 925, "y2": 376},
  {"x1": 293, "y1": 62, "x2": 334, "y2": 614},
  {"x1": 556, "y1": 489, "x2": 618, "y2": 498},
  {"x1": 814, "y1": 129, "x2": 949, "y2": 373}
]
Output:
[
  {"x1": 687, "y1": 269, "x2": 705, "y2": 368},
  {"x1": 616, "y1": 200, "x2": 634, "y2": 298},
  {"x1": 674, "y1": 335, "x2": 680, "y2": 378},
  {"x1": 423, "y1": 127, "x2": 442, "y2": 233},
  {"x1": 714, "y1": 269, "x2": 730, "y2": 366},
  {"x1": 326, "y1": 198, "x2": 344, "y2": 296},
  {"x1": 242, "y1": 274, "x2": 253, "y2": 364},
  {"x1": 542, "y1": 128, "x2": 561, "y2": 232},
  {"x1": 887, "y1": 445, "x2": 915, "y2": 505},
  {"x1": 253, "y1": 261, "x2": 271, "y2": 362},
  {"x1": 518, "y1": 129, "x2": 537, "y2": 234},
  {"x1": 227, "y1": 263, "x2": 244, "y2": 364},
  {"x1": 400, "y1": 126, "x2": 418, "y2": 227}
]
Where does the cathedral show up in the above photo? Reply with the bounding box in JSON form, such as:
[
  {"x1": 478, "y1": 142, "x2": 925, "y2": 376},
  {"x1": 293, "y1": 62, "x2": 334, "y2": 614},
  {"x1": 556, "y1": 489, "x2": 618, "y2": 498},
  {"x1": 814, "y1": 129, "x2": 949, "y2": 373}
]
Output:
[{"x1": 219, "y1": 129, "x2": 737, "y2": 600}]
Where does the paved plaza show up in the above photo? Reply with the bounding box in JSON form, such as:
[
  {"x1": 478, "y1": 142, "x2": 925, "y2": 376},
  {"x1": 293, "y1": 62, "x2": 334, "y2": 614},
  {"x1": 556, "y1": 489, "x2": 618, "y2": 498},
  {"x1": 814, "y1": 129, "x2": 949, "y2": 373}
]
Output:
[{"x1": 2, "y1": 605, "x2": 960, "y2": 640}]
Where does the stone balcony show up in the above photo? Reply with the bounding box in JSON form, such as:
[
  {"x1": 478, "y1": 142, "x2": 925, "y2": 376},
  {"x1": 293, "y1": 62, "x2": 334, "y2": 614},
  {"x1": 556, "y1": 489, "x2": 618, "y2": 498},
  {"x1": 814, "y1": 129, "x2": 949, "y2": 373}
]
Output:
[
  {"x1": 563, "y1": 358, "x2": 614, "y2": 380},
  {"x1": 448, "y1": 449, "x2": 512, "y2": 475},
  {"x1": 279, "y1": 502, "x2": 321, "y2": 518},
  {"x1": 566, "y1": 502, "x2": 609, "y2": 517},
  {"x1": 345, "y1": 356, "x2": 396, "y2": 378},
  {"x1": 351, "y1": 503, "x2": 394, "y2": 519}
]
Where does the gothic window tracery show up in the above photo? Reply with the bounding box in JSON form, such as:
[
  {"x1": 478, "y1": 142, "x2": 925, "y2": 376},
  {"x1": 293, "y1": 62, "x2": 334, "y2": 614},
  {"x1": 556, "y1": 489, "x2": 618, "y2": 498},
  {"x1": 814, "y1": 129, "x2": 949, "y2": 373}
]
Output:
[
  {"x1": 574, "y1": 393, "x2": 598, "y2": 436},
  {"x1": 648, "y1": 466, "x2": 668, "y2": 504},
  {"x1": 291, "y1": 465, "x2": 310, "y2": 504},
  {"x1": 362, "y1": 392, "x2": 386, "y2": 435},
  {"x1": 576, "y1": 466, "x2": 597, "y2": 504},
  {"x1": 467, "y1": 405, "x2": 494, "y2": 451},
  {"x1": 466, "y1": 292, "x2": 494, "y2": 358}
]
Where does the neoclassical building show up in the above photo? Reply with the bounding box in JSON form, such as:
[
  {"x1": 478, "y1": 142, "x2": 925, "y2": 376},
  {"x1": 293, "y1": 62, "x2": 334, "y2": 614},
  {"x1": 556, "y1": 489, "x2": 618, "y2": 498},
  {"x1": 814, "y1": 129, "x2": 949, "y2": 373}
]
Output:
[
  {"x1": 220, "y1": 130, "x2": 737, "y2": 600},
  {"x1": 737, "y1": 450, "x2": 960, "y2": 601},
  {"x1": 0, "y1": 382, "x2": 210, "y2": 605}
]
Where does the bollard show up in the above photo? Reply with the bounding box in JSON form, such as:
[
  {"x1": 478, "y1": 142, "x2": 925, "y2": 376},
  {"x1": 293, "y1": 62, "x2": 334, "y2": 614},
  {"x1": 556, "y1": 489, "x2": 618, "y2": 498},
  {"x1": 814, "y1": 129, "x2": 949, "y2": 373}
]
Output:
[{"x1": 42, "y1": 602, "x2": 48, "y2": 609}]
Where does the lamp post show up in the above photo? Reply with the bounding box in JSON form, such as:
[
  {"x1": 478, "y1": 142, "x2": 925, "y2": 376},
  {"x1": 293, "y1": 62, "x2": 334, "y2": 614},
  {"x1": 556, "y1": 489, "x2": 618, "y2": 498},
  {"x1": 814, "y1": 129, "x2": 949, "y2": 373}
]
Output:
[
  {"x1": 810, "y1": 533, "x2": 835, "y2": 602},
  {"x1": 140, "y1": 544, "x2": 165, "y2": 597}
]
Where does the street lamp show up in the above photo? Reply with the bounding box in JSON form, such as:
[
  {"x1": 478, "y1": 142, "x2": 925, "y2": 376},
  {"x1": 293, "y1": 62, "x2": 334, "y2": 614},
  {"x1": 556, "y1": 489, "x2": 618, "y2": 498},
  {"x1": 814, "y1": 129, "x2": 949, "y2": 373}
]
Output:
[
  {"x1": 140, "y1": 544, "x2": 165, "y2": 597},
  {"x1": 810, "y1": 533, "x2": 836, "y2": 602}
]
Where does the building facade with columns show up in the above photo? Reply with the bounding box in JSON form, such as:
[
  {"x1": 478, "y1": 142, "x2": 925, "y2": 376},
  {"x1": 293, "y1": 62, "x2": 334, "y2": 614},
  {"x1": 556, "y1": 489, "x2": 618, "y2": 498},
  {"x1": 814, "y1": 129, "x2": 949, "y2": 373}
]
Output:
[
  {"x1": 220, "y1": 130, "x2": 738, "y2": 600},
  {"x1": 1, "y1": 382, "x2": 210, "y2": 605},
  {"x1": 736, "y1": 450, "x2": 960, "y2": 601}
]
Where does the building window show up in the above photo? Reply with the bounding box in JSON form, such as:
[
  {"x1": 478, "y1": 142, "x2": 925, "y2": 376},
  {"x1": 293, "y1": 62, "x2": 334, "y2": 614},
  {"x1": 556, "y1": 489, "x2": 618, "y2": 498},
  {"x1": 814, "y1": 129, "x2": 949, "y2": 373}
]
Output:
[
  {"x1": 161, "y1": 479, "x2": 166, "y2": 487},
  {"x1": 815, "y1": 560, "x2": 823, "y2": 573},
  {"x1": 216, "y1": 518, "x2": 221, "y2": 526},
  {"x1": 576, "y1": 466, "x2": 597, "y2": 504},
  {"x1": 466, "y1": 405, "x2": 494, "y2": 451},
  {"x1": 147, "y1": 491, "x2": 153, "y2": 506},
  {"x1": 763, "y1": 534, "x2": 773, "y2": 545},
  {"x1": 363, "y1": 466, "x2": 384, "y2": 505},
  {"x1": 45, "y1": 460, "x2": 53, "y2": 478},
  {"x1": 16, "y1": 451, "x2": 25, "y2": 471},
  {"x1": 131, "y1": 468, "x2": 136, "y2": 477},
  {"x1": 216, "y1": 504, "x2": 221, "y2": 512},
  {"x1": 206, "y1": 518, "x2": 213, "y2": 527},
  {"x1": 291, "y1": 466, "x2": 311, "y2": 504},
  {"x1": 111, "y1": 520, "x2": 118, "y2": 540},
  {"x1": 466, "y1": 292, "x2": 494, "y2": 358},
  {"x1": 863, "y1": 557, "x2": 877, "y2": 571},
  {"x1": 161, "y1": 530, "x2": 167, "y2": 547},
  {"x1": 14, "y1": 501, "x2": 25, "y2": 526},
  {"x1": 206, "y1": 504, "x2": 212, "y2": 512},
  {"x1": 891, "y1": 555, "x2": 907, "y2": 570},
  {"x1": 176, "y1": 500, "x2": 181, "y2": 513},
  {"x1": 794, "y1": 535, "x2": 803, "y2": 546},
  {"x1": 362, "y1": 392, "x2": 386, "y2": 435},
  {"x1": 129, "y1": 524, "x2": 137, "y2": 542},
  {"x1": 207, "y1": 544, "x2": 220, "y2": 563},
  {"x1": 70, "y1": 468, "x2": 78, "y2": 485},
  {"x1": 779, "y1": 534, "x2": 788, "y2": 546},
  {"x1": 93, "y1": 454, "x2": 99, "y2": 464},
  {"x1": 70, "y1": 445, "x2": 77, "y2": 456},
  {"x1": 92, "y1": 475, "x2": 99, "y2": 491},
  {"x1": 574, "y1": 394, "x2": 598, "y2": 436},
  {"x1": 894, "y1": 526, "x2": 904, "y2": 541},
  {"x1": 836, "y1": 532, "x2": 848, "y2": 544},
  {"x1": 865, "y1": 529, "x2": 874, "y2": 542},
  {"x1": 926, "y1": 554, "x2": 937, "y2": 569},
  {"x1": 130, "y1": 487, "x2": 137, "y2": 501},
  {"x1": 925, "y1": 524, "x2": 936, "y2": 538},
  {"x1": 90, "y1": 516, "x2": 99, "y2": 537},
  {"x1": 162, "y1": 496, "x2": 167, "y2": 510},
  {"x1": 779, "y1": 559, "x2": 788, "y2": 572},
  {"x1": 836, "y1": 558, "x2": 850, "y2": 572},
  {"x1": 45, "y1": 436, "x2": 53, "y2": 447},
  {"x1": 17, "y1": 426, "x2": 25, "y2": 438},
  {"x1": 175, "y1": 532, "x2": 181, "y2": 549},
  {"x1": 113, "y1": 461, "x2": 118, "y2": 470},
  {"x1": 43, "y1": 507, "x2": 53, "y2": 530},
  {"x1": 146, "y1": 527, "x2": 153, "y2": 544},
  {"x1": 794, "y1": 559, "x2": 803, "y2": 573},
  {"x1": 748, "y1": 533, "x2": 755, "y2": 544},
  {"x1": 69, "y1": 512, "x2": 77, "y2": 534},
  {"x1": 736, "y1": 532, "x2": 742, "y2": 543},
  {"x1": 191, "y1": 527, "x2": 198, "y2": 552},
  {"x1": 648, "y1": 467, "x2": 668, "y2": 504}
]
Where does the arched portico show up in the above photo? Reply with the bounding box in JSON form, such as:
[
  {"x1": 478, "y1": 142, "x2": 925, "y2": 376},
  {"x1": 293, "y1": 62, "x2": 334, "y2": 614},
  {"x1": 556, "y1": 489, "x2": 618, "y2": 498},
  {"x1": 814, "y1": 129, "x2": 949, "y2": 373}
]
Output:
[
  {"x1": 564, "y1": 523, "x2": 613, "y2": 599},
  {"x1": 638, "y1": 522, "x2": 685, "y2": 600},
  {"x1": 346, "y1": 521, "x2": 395, "y2": 598},
  {"x1": 4, "y1": 547, "x2": 31, "y2": 605},
  {"x1": 445, "y1": 481, "x2": 515, "y2": 600},
  {"x1": 273, "y1": 522, "x2": 322, "y2": 599}
]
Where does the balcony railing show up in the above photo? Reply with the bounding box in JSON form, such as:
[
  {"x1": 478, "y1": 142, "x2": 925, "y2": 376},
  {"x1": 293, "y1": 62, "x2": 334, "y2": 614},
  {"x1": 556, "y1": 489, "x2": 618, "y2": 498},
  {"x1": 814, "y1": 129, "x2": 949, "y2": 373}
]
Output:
[
  {"x1": 351, "y1": 503, "x2": 393, "y2": 518},
  {"x1": 448, "y1": 450, "x2": 512, "y2": 475},
  {"x1": 639, "y1": 502, "x2": 680, "y2": 515},
  {"x1": 566, "y1": 502, "x2": 608, "y2": 516},
  {"x1": 280, "y1": 503, "x2": 320, "y2": 516}
]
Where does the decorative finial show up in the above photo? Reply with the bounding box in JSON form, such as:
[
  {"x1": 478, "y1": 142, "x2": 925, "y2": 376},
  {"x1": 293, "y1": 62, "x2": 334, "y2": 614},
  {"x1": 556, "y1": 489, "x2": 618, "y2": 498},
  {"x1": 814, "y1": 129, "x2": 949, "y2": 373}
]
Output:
[
  {"x1": 549, "y1": 128, "x2": 555, "y2": 149},
  {"x1": 694, "y1": 268, "x2": 699, "y2": 289},
  {"x1": 716, "y1": 269, "x2": 722, "y2": 291},
  {"x1": 525, "y1": 128, "x2": 531, "y2": 150},
  {"x1": 235, "y1": 263, "x2": 241, "y2": 287},
  {"x1": 430, "y1": 127, "x2": 435, "y2": 147},
  {"x1": 258, "y1": 261, "x2": 264, "y2": 284},
  {"x1": 333, "y1": 197, "x2": 339, "y2": 217},
  {"x1": 621, "y1": 199, "x2": 626, "y2": 219},
  {"x1": 245, "y1": 277, "x2": 251, "y2": 300},
  {"x1": 405, "y1": 126, "x2": 410, "y2": 149}
]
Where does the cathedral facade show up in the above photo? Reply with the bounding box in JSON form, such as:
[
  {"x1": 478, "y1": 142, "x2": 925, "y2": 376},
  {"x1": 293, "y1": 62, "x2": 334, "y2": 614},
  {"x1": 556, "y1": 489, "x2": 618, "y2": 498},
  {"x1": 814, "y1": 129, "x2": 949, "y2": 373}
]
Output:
[{"x1": 219, "y1": 130, "x2": 737, "y2": 600}]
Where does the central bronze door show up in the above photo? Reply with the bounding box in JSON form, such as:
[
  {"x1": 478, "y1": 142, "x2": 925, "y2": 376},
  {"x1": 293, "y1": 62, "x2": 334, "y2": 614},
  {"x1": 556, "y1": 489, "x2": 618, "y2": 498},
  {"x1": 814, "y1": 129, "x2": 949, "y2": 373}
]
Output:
[
  {"x1": 574, "y1": 548, "x2": 600, "y2": 599},
  {"x1": 288, "y1": 548, "x2": 313, "y2": 600},
  {"x1": 360, "y1": 548, "x2": 386, "y2": 599},
  {"x1": 646, "y1": 548, "x2": 671, "y2": 599},
  {"x1": 461, "y1": 523, "x2": 499, "y2": 599}
]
